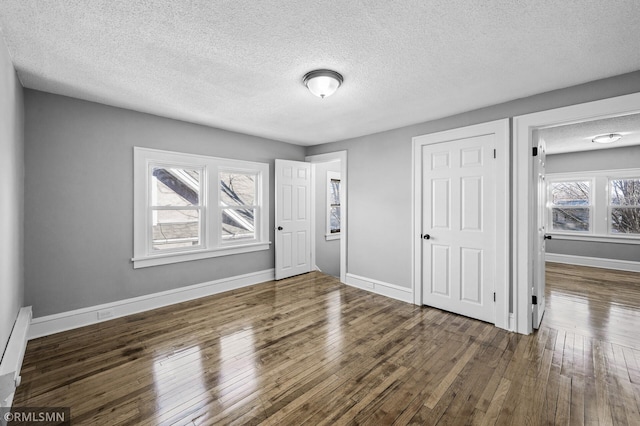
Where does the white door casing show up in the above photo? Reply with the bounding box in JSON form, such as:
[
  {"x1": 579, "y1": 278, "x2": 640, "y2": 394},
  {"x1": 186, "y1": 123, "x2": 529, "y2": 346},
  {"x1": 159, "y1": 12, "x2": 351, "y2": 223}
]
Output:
[
  {"x1": 413, "y1": 119, "x2": 510, "y2": 329},
  {"x1": 275, "y1": 160, "x2": 312, "y2": 280},
  {"x1": 533, "y1": 134, "x2": 547, "y2": 328}
]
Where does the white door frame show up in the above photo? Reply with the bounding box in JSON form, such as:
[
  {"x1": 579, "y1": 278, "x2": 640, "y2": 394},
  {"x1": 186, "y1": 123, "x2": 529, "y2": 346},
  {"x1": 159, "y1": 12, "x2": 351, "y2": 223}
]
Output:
[
  {"x1": 512, "y1": 92, "x2": 640, "y2": 334},
  {"x1": 305, "y1": 151, "x2": 348, "y2": 284},
  {"x1": 412, "y1": 119, "x2": 510, "y2": 330}
]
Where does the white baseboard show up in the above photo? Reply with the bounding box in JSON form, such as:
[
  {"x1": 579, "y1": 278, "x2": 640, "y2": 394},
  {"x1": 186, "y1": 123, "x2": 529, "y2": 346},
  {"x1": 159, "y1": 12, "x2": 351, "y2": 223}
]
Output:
[
  {"x1": 546, "y1": 253, "x2": 640, "y2": 273},
  {"x1": 29, "y1": 269, "x2": 275, "y2": 340},
  {"x1": 345, "y1": 273, "x2": 413, "y2": 303},
  {"x1": 0, "y1": 307, "x2": 32, "y2": 408}
]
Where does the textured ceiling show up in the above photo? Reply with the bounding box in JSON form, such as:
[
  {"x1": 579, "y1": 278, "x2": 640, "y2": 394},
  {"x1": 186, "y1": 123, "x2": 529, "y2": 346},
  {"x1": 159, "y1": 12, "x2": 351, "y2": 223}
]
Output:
[
  {"x1": 541, "y1": 113, "x2": 640, "y2": 155},
  {"x1": 0, "y1": 1, "x2": 639, "y2": 146}
]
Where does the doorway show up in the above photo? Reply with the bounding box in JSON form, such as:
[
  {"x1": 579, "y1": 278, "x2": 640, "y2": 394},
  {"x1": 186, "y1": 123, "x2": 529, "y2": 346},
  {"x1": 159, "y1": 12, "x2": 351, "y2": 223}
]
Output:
[
  {"x1": 513, "y1": 92, "x2": 640, "y2": 334},
  {"x1": 274, "y1": 152, "x2": 347, "y2": 282},
  {"x1": 306, "y1": 151, "x2": 347, "y2": 284}
]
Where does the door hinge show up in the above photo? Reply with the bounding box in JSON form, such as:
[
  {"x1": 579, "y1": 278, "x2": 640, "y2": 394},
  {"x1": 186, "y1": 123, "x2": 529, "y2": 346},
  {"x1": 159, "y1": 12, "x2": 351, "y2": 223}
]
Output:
[
  {"x1": 493, "y1": 292, "x2": 496, "y2": 302},
  {"x1": 532, "y1": 147, "x2": 538, "y2": 157},
  {"x1": 532, "y1": 295, "x2": 538, "y2": 305},
  {"x1": 493, "y1": 149, "x2": 496, "y2": 159}
]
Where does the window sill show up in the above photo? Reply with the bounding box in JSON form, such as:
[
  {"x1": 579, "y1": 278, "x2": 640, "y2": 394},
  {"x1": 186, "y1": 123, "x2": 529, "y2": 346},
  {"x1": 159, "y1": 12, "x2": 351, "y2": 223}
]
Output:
[
  {"x1": 325, "y1": 234, "x2": 341, "y2": 241},
  {"x1": 547, "y1": 233, "x2": 640, "y2": 245},
  {"x1": 132, "y1": 242, "x2": 271, "y2": 268}
]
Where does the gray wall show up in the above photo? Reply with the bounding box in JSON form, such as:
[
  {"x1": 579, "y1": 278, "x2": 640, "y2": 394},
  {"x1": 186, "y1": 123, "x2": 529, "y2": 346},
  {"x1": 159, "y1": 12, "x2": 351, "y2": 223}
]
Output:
[
  {"x1": 314, "y1": 161, "x2": 340, "y2": 277},
  {"x1": 546, "y1": 145, "x2": 640, "y2": 261},
  {"x1": 0, "y1": 40, "x2": 24, "y2": 359},
  {"x1": 307, "y1": 71, "x2": 640, "y2": 290},
  {"x1": 24, "y1": 90, "x2": 305, "y2": 317}
]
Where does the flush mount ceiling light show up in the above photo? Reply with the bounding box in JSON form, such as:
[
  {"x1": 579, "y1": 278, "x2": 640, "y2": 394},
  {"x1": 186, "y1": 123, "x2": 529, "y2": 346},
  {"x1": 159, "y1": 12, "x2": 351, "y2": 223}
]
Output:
[
  {"x1": 592, "y1": 133, "x2": 623, "y2": 144},
  {"x1": 303, "y1": 69, "x2": 343, "y2": 99}
]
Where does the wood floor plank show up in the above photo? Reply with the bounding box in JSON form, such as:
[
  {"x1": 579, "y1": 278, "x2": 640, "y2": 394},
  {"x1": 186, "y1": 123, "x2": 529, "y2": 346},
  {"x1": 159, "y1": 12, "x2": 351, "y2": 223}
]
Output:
[
  {"x1": 555, "y1": 374, "x2": 572, "y2": 425},
  {"x1": 593, "y1": 340, "x2": 615, "y2": 425},
  {"x1": 569, "y1": 334, "x2": 586, "y2": 426},
  {"x1": 13, "y1": 266, "x2": 640, "y2": 425},
  {"x1": 583, "y1": 338, "x2": 601, "y2": 425},
  {"x1": 479, "y1": 377, "x2": 510, "y2": 426}
]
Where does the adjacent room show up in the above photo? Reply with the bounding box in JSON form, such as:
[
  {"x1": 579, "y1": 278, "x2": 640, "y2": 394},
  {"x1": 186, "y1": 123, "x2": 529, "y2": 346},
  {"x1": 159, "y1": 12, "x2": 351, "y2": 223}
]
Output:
[
  {"x1": 540, "y1": 114, "x2": 640, "y2": 348},
  {"x1": 1, "y1": 1, "x2": 640, "y2": 424}
]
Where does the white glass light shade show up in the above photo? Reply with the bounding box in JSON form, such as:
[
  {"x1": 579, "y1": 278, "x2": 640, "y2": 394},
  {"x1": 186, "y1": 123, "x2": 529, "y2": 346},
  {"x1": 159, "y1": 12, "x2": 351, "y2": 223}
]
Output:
[
  {"x1": 592, "y1": 133, "x2": 622, "y2": 144},
  {"x1": 303, "y1": 70, "x2": 343, "y2": 99}
]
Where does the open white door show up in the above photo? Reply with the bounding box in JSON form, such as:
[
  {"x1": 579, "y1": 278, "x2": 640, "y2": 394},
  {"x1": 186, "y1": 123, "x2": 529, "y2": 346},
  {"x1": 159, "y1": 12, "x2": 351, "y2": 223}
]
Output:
[
  {"x1": 275, "y1": 159, "x2": 312, "y2": 280},
  {"x1": 532, "y1": 135, "x2": 547, "y2": 328}
]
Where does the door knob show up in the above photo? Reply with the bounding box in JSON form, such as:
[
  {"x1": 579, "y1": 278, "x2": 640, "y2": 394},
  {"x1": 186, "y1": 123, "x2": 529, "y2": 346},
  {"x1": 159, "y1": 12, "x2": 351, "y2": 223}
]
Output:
[
  {"x1": 277, "y1": 226, "x2": 283, "y2": 231},
  {"x1": 423, "y1": 234, "x2": 431, "y2": 240},
  {"x1": 544, "y1": 235, "x2": 552, "y2": 240}
]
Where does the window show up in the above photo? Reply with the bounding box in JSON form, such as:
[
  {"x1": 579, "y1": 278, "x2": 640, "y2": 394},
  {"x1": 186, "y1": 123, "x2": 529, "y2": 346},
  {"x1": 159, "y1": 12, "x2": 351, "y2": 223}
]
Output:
[
  {"x1": 151, "y1": 166, "x2": 204, "y2": 251},
  {"x1": 546, "y1": 170, "x2": 640, "y2": 242},
  {"x1": 220, "y1": 171, "x2": 257, "y2": 242},
  {"x1": 609, "y1": 178, "x2": 640, "y2": 234},
  {"x1": 549, "y1": 180, "x2": 591, "y2": 232},
  {"x1": 133, "y1": 147, "x2": 269, "y2": 268},
  {"x1": 326, "y1": 171, "x2": 341, "y2": 240}
]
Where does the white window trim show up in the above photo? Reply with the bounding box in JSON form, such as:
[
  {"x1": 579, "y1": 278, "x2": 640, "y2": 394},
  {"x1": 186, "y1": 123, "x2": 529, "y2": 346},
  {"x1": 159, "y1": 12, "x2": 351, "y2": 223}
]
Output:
[
  {"x1": 326, "y1": 170, "x2": 341, "y2": 240},
  {"x1": 546, "y1": 168, "x2": 640, "y2": 241},
  {"x1": 546, "y1": 234, "x2": 640, "y2": 245},
  {"x1": 133, "y1": 147, "x2": 270, "y2": 268}
]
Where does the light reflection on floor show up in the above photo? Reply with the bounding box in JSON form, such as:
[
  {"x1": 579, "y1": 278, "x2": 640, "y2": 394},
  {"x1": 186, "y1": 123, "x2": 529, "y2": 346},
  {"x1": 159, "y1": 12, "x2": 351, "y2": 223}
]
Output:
[
  {"x1": 325, "y1": 289, "x2": 343, "y2": 352},
  {"x1": 219, "y1": 327, "x2": 258, "y2": 395},
  {"x1": 152, "y1": 345, "x2": 206, "y2": 414}
]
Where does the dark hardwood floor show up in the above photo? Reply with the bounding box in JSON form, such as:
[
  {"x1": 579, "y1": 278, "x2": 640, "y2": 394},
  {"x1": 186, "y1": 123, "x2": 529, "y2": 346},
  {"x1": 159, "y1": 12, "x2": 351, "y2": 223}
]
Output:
[{"x1": 13, "y1": 265, "x2": 640, "y2": 425}]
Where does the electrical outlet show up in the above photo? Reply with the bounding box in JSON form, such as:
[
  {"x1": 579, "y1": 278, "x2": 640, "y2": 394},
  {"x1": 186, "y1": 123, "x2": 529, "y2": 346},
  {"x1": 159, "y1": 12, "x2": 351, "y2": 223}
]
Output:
[{"x1": 97, "y1": 309, "x2": 114, "y2": 320}]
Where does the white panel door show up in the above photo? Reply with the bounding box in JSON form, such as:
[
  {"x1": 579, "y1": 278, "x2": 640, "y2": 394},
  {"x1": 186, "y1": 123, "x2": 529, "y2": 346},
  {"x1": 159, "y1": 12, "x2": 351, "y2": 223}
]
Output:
[
  {"x1": 275, "y1": 159, "x2": 311, "y2": 280},
  {"x1": 422, "y1": 135, "x2": 496, "y2": 323},
  {"x1": 532, "y1": 136, "x2": 547, "y2": 328}
]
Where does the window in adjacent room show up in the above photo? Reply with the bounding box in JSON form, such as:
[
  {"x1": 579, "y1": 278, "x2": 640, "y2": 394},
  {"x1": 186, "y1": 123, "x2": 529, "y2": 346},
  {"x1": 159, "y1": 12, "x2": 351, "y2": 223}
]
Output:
[
  {"x1": 609, "y1": 177, "x2": 640, "y2": 234},
  {"x1": 133, "y1": 147, "x2": 269, "y2": 268},
  {"x1": 326, "y1": 171, "x2": 341, "y2": 240},
  {"x1": 546, "y1": 170, "x2": 640, "y2": 241},
  {"x1": 549, "y1": 180, "x2": 592, "y2": 232}
]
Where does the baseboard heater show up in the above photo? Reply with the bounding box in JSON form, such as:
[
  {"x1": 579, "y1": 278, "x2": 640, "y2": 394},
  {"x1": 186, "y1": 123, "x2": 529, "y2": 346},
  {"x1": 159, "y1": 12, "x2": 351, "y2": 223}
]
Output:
[{"x1": 0, "y1": 307, "x2": 32, "y2": 408}]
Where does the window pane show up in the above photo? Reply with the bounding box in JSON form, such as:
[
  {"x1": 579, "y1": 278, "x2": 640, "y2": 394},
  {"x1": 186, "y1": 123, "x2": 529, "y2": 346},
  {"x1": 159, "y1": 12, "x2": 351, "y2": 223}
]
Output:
[
  {"x1": 611, "y1": 207, "x2": 640, "y2": 234},
  {"x1": 152, "y1": 209, "x2": 200, "y2": 250},
  {"x1": 222, "y1": 208, "x2": 255, "y2": 240},
  {"x1": 552, "y1": 208, "x2": 589, "y2": 231},
  {"x1": 329, "y1": 206, "x2": 341, "y2": 233},
  {"x1": 551, "y1": 181, "x2": 590, "y2": 206},
  {"x1": 220, "y1": 172, "x2": 256, "y2": 206},
  {"x1": 330, "y1": 179, "x2": 340, "y2": 206},
  {"x1": 152, "y1": 167, "x2": 200, "y2": 206},
  {"x1": 610, "y1": 179, "x2": 640, "y2": 206}
]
